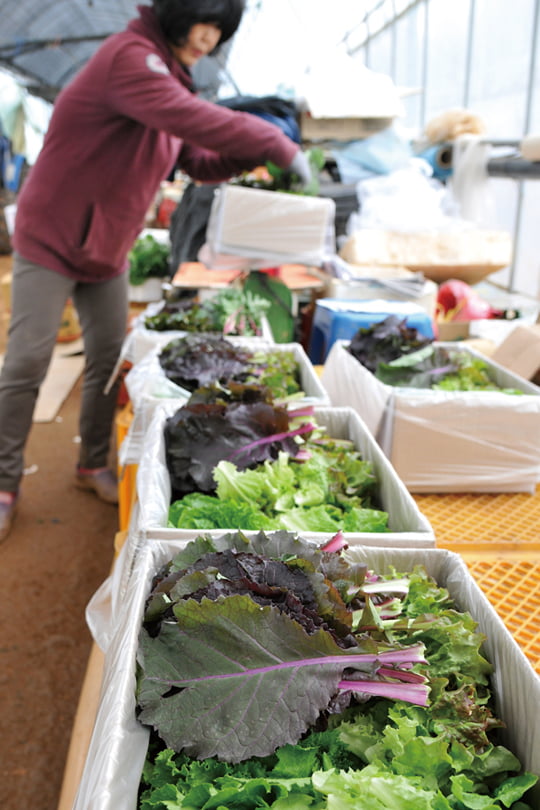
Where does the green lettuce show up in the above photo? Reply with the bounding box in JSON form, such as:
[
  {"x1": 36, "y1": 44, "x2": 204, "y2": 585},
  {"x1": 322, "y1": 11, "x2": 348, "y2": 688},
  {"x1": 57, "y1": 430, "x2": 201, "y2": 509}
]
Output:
[
  {"x1": 168, "y1": 447, "x2": 389, "y2": 534},
  {"x1": 138, "y1": 549, "x2": 537, "y2": 810}
]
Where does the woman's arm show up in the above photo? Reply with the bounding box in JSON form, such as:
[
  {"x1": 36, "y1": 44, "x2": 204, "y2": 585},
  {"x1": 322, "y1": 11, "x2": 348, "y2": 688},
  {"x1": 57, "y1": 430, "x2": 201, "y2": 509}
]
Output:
[{"x1": 107, "y1": 39, "x2": 298, "y2": 171}]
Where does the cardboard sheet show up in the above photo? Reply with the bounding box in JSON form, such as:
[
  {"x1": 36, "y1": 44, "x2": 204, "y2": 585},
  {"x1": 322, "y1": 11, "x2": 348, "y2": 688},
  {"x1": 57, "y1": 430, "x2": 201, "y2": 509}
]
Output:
[{"x1": 0, "y1": 338, "x2": 84, "y2": 423}]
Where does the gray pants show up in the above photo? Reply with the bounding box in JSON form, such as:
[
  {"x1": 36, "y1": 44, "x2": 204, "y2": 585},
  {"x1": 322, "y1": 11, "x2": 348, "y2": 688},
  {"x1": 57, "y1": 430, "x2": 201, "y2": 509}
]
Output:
[{"x1": 0, "y1": 252, "x2": 128, "y2": 491}]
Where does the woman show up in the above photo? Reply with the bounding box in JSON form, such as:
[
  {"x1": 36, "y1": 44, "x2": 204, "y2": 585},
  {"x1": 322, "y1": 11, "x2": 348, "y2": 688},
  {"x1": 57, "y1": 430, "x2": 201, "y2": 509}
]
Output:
[{"x1": 0, "y1": 0, "x2": 311, "y2": 541}]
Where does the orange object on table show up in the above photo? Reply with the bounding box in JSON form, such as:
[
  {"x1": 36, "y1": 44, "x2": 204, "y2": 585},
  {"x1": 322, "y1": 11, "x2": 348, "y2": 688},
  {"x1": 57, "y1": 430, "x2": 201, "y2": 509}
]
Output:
[
  {"x1": 171, "y1": 261, "x2": 244, "y2": 288},
  {"x1": 171, "y1": 261, "x2": 324, "y2": 291}
]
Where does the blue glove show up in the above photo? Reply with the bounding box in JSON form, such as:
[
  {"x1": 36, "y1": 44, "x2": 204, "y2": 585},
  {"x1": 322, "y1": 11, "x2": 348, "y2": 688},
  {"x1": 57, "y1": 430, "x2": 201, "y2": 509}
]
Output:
[{"x1": 287, "y1": 150, "x2": 313, "y2": 187}]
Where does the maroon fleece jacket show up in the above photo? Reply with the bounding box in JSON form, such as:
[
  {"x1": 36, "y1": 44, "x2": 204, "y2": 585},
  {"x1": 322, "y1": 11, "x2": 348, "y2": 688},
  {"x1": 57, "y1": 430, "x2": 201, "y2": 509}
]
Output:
[{"x1": 13, "y1": 6, "x2": 298, "y2": 281}]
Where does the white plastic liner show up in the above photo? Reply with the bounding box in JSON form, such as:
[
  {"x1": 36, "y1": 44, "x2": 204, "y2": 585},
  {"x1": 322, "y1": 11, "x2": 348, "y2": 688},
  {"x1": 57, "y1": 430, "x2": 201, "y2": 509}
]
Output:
[
  {"x1": 120, "y1": 340, "x2": 330, "y2": 466},
  {"x1": 133, "y1": 402, "x2": 434, "y2": 548},
  {"x1": 321, "y1": 340, "x2": 540, "y2": 493},
  {"x1": 75, "y1": 539, "x2": 540, "y2": 810},
  {"x1": 204, "y1": 184, "x2": 336, "y2": 268}
]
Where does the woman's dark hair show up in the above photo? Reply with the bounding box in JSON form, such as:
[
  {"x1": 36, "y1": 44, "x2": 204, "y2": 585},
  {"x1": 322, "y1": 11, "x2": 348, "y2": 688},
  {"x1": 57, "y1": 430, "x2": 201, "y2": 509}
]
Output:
[{"x1": 153, "y1": 0, "x2": 245, "y2": 50}]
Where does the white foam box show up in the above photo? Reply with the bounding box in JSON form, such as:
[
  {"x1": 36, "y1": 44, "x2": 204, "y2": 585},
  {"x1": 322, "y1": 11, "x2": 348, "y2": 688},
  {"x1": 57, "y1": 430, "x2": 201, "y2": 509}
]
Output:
[
  {"x1": 205, "y1": 184, "x2": 336, "y2": 267},
  {"x1": 119, "y1": 340, "x2": 331, "y2": 467},
  {"x1": 127, "y1": 277, "x2": 164, "y2": 303},
  {"x1": 132, "y1": 401, "x2": 434, "y2": 547},
  {"x1": 74, "y1": 539, "x2": 540, "y2": 810},
  {"x1": 321, "y1": 340, "x2": 540, "y2": 493}
]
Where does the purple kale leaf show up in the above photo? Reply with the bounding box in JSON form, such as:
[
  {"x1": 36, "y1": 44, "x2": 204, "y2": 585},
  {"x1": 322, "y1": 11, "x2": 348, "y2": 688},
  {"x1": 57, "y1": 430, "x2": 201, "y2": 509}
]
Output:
[
  {"x1": 164, "y1": 400, "x2": 304, "y2": 499},
  {"x1": 159, "y1": 334, "x2": 253, "y2": 391},
  {"x1": 136, "y1": 595, "x2": 425, "y2": 762},
  {"x1": 348, "y1": 315, "x2": 433, "y2": 374}
]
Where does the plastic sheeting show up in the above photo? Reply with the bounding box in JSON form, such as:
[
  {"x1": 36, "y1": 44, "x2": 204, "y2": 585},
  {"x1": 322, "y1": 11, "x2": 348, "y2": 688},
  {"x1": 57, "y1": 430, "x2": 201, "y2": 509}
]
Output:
[
  {"x1": 0, "y1": 70, "x2": 52, "y2": 163},
  {"x1": 321, "y1": 341, "x2": 540, "y2": 493},
  {"x1": 202, "y1": 184, "x2": 336, "y2": 269},
  {"x1": 75, "y1": 538, "x2": 540, "y2": 810}
]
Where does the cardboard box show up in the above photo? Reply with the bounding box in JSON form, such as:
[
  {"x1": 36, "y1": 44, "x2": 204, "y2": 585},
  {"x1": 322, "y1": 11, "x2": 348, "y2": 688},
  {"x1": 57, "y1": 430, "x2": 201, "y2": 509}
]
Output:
[
  {"x1": 435, "y1": 320, "x2": 472, "y2": 341},
  {"x1": 491, "y1": 323, "x2": 540, "y2": 385},
  {"x1": 205, "y1": 184, "x2": 336, "y2": 268},
  {"x1": 321, "y1": 341, "x2": 540, "y2": 493},
  {"x1": 120, "y1": 340, "x2": 331, "y2": 466},
  {"x1": 74, "y1": 541, "x2": 540, "y2": 810},
  {"x1": 300, "y1": 112, "x2": 394, "y2": 142},
  {"x1": 132, "y1": 402, "x2": 435, "y2": 547}
]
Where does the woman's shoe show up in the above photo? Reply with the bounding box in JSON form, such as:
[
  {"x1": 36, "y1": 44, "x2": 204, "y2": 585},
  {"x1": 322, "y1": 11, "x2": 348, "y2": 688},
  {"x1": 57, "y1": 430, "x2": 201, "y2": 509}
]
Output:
[
  {"x1": 75, "y1": 467, "x2": 118, "y2": 504},
  {"x1": 0, "y1": 492, "x2": 18, "y2": 542}
]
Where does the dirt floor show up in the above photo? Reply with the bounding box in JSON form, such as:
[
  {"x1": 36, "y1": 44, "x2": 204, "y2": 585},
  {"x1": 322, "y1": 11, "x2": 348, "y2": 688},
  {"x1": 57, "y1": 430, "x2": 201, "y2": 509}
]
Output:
[{"x1": 0, "y1": 254, "x2": 120, "y2": 810}]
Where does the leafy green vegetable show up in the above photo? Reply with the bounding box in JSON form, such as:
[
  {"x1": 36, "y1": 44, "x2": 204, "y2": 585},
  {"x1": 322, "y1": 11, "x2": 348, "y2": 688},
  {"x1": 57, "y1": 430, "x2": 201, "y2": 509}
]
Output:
[
  {"x1": 348, "y1": 316, "x2": 523, "y2": 393},
  {"x1": 232, "y1": 148, "x2": 326, "y2": 196},
  {"x1": 144, "y1": 288, "x2": 270, "y2": 336},
  {"x1": 168, "y1": 434, "x2": 388, "y2": 534},
  {"x1": 164, "y1": 390, "x2": 315, "y2": 500},
  {"x1": 203, "y1": 287, "x2": 271, "y2": 336},
  {"x1": 375, "y1": 344, "x2": 460, "y2": 388},
  {"x1": 348, "y1": 315, "x2": 433, "y2": 374},
  {"x1": 136, "y1": 532, "x2": 427, "y2": 763},
  {"x1": 137, "y1": 539, "x2": 538, "y2": 810},
  {"x1": 137, "y1": 595, "x2": 426, "y2": 761},
  {"x1": 159, "y1": 334, "x2": 252, "y2": 391},
  {"x1": 243, "y1": 348, "x2": 302, "y2": 397},
  {"x1": 158, "y1": 334, "x2": 302, "y2": 397},
  {"x1": 431, "y1": 352, "x2": 524, "y2": 394},
  {"x1": 168, "y1": 492, "x2": 277, "y2": 530},
  {"x1": 377, "y1": 347, "x2": 524, "y2": 393},
  {"x1": 128, "y1": 234, "x2": 171, "y2": 286}
]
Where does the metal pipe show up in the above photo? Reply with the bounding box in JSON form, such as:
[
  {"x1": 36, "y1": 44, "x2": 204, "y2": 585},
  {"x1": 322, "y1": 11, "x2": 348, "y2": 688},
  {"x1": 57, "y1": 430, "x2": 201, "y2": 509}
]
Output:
[
  {"x1": 486, "y1": 158, "x2": 540, "y2": 180},
  {"x1": 431, "y1": 142, "x2": 540, "y2": 179}
]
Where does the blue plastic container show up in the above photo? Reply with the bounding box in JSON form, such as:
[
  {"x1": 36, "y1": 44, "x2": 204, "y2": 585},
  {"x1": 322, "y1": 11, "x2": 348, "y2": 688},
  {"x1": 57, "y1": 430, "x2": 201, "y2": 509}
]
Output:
[{"x1": 308, "y1": 299, "x2": 435, "y2": 364}]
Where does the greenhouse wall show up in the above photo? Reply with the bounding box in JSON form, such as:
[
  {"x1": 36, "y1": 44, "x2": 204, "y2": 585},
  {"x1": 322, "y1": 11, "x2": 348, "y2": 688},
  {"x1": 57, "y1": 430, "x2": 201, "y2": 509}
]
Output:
[{"x1": 352, "y1": 0, "x2": 540, "y2": 299}]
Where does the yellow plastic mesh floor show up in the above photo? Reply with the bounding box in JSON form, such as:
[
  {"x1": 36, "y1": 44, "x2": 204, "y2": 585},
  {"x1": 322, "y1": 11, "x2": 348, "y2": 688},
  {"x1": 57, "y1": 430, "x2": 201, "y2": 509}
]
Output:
[
  {"x1": 414, "y1": 485, "x2": 540, "y2": 675},
  {"x1": 458, "y1": 554, "x2": 540, "y2": 676},
  {"x1": 413, "y1": 485, "x2": 540, "y2": 551}
]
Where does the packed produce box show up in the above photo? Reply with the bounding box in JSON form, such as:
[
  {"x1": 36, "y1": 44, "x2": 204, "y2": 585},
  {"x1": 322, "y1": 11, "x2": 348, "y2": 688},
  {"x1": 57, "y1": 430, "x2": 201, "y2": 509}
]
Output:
[
  {"x1": 120, "y1": 336, "x2": 330, "y2": 466},
  {"x1": 117, "y1": 287, "x2": 275, "y2": 372},
  {"x1": 321, "y1": 335, "x2": 540, "y2": 493},
  {"x1": 132, "y1": 400, "x2": 434, "y2": 549},
  {"x1": 75, "y1": 538, "x2": 540, "y2": 810}
]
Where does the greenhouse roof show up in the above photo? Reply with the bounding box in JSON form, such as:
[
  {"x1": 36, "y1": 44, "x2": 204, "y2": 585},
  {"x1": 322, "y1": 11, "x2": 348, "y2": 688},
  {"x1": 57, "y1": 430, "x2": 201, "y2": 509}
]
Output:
[{"x1": 0, "y1": 0, "x2": 401, "y2": 102}]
